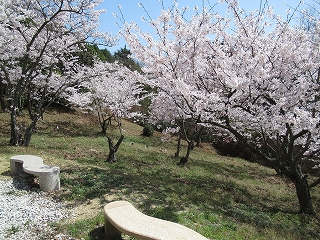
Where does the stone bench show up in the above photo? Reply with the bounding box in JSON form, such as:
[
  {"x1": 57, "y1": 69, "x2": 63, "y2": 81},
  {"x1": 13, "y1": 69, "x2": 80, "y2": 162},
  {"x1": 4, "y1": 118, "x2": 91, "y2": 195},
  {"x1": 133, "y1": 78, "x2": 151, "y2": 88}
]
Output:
[
  {"x1": 10, "y1": 155, "x2": 60, "y2": 192},
  {"x1": 104, "y1": 201, "x2": 208, "y2": 240}
]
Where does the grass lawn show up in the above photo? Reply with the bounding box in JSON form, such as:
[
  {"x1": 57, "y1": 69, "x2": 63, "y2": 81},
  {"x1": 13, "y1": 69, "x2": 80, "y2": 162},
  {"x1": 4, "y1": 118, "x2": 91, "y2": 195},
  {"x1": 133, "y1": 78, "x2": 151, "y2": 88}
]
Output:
[{"x1": 0, "y1": 107, "x2": 319, "y2": 240}]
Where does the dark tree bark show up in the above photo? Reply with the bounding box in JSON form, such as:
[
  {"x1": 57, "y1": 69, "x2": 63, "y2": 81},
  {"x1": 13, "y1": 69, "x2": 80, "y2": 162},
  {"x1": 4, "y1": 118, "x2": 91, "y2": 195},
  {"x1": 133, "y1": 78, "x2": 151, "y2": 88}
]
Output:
[
  {"x1": 0, "y1": 78, "x2": 7, "y2": 111},
  {"x1": 280, "y1": 160, "x2": 316, "y2": 215},
  {"x1": 23, "y1": 85, "x2": 49, "y2": 146},
  {"x1": 98, "y1": 112, "x2": 113, "y2": 135},
  {"x1": 178, "y1": 140, "x2": 194, "y2": 165},
  {"x1": 23, "y1": 115, "x2": 39, "y2": 147},
  {"x1": 107, "y1": 135, "x2": 124, "y2": 163},
  {"x1": 178, "y1": 116, "x2": 203, "y2": 165},
  {"x1": 280, "y1": 163, "x2": 316, "y2": 215},
  {"x1": 175, "y1": 134, "x2": 181, "y2": 158},
  {"x1": 10, "y1": 108, "x2": 21, "y2": 146},
  {"x1": 309, "y1": 178, "x2": 320, "y2": 189},
  {"x1": 196, "y1": 126, "x2": 204, "y2": 147},
  {"x1": 295, "y1": 176, "x2": 315, "y2": 215}
]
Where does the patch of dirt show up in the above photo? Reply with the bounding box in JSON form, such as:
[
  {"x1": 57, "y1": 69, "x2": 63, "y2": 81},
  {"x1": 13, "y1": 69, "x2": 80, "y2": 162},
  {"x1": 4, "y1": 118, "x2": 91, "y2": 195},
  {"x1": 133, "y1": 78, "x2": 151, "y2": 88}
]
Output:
[{"x1": 62, "y1": 194, "x2": 117, "y2": 224}]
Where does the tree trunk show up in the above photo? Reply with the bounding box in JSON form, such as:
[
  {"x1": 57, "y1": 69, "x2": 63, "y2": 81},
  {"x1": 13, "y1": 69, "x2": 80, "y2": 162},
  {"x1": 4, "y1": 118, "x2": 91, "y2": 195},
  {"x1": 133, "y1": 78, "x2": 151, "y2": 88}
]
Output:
[
  {"x1": 196, "y1": 126, "x2": 204, "y2": 147},
  {"x1": 98, "y1": 112, "x2": 113, "y2": 135},
  {"x1": 0, "y1": 78, "x2": 6, "y2": 111},
  {"x1": 294, "y1": 176, "x2": 315, "y2": 215},
  {"x1": 280, "y1": 159, "x2": 316, "y2": 215},
  {"x1": 178, "y1": 140, "x2": 193, "y2": 165},
  {"x1": 9, "y1": 108, "x2": 21, "y2": 146},
  {"x1": 23, "y1": 115, "x2": 39, "y2": 147},
  {"x1": 101, "y1": 120, "x2": 107, "y2": 135},
  {"x1": 107, "y1": 135, "x2": 124, "y2": 163},
  {"x1": 175, "y1": 134, "x2": 181, "y2": 158}
]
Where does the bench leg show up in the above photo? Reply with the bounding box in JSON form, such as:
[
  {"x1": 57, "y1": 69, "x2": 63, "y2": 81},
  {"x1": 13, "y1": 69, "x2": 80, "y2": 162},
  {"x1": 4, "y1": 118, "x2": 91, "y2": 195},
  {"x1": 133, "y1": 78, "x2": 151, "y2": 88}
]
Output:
[
  {"x1": 104, "y1": 218, "x2": 122, "y2": 240},
  {"x1": 10, "y1": 161, "x2": 24, "y2": 175},
  {"x1": 39, "y1": 167, "x2": 60, "y2": 191}
]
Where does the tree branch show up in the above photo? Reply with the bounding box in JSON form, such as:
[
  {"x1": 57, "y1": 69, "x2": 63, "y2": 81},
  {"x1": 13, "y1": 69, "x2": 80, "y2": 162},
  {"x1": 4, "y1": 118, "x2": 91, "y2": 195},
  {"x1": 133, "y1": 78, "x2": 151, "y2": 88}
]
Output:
[{"x1": 309, "y1": 178, "x2": 320, "y2": 189}]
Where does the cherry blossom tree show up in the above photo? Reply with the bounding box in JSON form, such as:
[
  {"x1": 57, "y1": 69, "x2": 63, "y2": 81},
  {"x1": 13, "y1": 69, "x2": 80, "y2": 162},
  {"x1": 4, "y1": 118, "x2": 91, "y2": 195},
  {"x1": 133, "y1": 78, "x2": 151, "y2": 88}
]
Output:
[
  {"x1": 68, "y1": 61, "x2": 146, "y2": 162},
  {"x1": 120, "y1": 1, "x2": 225, "y2": 164},
  {"x1": 203, "y1": 3, "x2": 319, "y2": 215},
  {"x1": 0, "y1": 0, "x2": 116, "y2": 146},
  {"x1": 121, "y1": 1, "x2": 320, "y2": 215},
  {"x1": 148, "y1": 92, "x2": 202, "y2": 164}
]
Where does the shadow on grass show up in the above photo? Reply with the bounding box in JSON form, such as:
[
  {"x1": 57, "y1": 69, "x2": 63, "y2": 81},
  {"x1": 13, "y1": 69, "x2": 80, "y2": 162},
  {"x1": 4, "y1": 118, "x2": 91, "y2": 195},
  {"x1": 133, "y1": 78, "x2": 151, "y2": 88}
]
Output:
[
  {"x1": 58, "y1": 151, "x2": 320, "y2": 240},
  {"x1": 60, "y1": 166, "x2": 128, "y2": 202},
  {"x1": 1, "y1": 170, "x2": 11, "y2": 177},
  {"x1": 88, "y1": 225, "x2": 107, "y2": 240},
  {"x1": 37, "y1": 120, "x2": 100, "y2": 138}
]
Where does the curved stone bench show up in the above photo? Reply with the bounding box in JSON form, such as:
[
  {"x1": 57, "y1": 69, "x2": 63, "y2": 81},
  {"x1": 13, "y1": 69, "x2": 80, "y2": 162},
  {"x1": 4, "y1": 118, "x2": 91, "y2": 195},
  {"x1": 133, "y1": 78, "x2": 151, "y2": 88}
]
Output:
[
  {"x1": 10, "y1": 155, "x2": 60, "y2": 192},
  {"x1": 104, "y1": 201, "x2": 208, "y2": 240}
]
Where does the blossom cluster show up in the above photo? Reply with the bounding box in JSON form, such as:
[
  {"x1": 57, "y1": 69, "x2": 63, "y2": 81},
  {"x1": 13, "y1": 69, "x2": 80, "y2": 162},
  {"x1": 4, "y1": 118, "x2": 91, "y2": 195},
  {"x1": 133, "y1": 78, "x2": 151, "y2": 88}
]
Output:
[{"x1": 67, "y1": 61, "x2": 146, "y2": 120}]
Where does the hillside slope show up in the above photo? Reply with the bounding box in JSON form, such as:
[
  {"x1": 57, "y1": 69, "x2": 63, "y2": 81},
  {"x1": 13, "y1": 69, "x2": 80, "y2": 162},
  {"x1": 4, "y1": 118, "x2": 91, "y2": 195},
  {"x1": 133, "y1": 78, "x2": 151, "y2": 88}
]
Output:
[{"x1": 0, "y1": 108, "x2": 319, "y2": 240}]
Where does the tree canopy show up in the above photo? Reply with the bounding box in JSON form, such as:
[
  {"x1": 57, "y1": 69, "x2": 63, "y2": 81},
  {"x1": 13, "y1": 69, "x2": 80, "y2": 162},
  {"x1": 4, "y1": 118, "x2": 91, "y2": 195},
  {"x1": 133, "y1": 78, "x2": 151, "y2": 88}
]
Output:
[
  {"x1": 0, "y1": 0, "x2": 116, "y2": 146},
  {"x1": 121, "y1": 0, "x2": 320, "y2": 215}
]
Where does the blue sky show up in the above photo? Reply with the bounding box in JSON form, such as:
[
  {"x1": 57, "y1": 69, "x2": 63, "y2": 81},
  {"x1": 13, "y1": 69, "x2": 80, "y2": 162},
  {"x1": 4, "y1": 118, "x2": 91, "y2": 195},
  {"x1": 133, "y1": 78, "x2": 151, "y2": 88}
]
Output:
[{"x1": 96, "y1": 0, "x2": 313, "y2": 53}]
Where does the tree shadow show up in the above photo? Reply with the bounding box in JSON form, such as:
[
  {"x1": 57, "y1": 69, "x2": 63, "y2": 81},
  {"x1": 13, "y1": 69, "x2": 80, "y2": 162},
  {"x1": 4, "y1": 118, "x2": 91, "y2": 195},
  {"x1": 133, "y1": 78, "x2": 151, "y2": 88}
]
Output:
[
  {"x1": 58, "y1": 150, "x2": 319, "y2": 239},
  {"x1": 59, "y1": 166, "x2": 128, "y2": 203}
]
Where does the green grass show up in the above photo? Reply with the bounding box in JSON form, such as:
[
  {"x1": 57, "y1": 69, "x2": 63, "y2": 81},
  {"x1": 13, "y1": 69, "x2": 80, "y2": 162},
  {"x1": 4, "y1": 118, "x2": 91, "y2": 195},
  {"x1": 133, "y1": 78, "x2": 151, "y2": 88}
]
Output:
[{"x1": 0, "y1": 108, "x2": 319, "y2": 240}]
